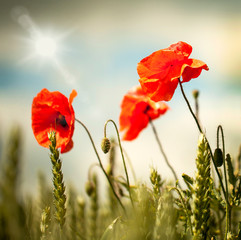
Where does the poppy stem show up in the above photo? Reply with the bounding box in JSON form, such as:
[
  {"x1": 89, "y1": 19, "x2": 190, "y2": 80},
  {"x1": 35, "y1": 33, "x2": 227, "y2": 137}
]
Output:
[
  {"x1": 178, "y1": 79, "x2": 227, "y2": 200},
  {"x1": 104, "y1": 119, "x2": 134, "y2": 207},
  {"x1": 178, "y1": 80, "x2": 202, "y2": 133},
  {"x1": 192, "y1": 90, "x2": 200, "y2": 123},
  {"x1": 75, "y1": 118, "x2": 125, "y2": 212},
  {"x1": 217, "y1": 125, "x2": 230, "y2": 238},
  {"x1": 149, "y1": 120, "x2": 180, "y2": 187},
  {"x1": 112, "y1": 142, "x2": 137, "y2": 184}
]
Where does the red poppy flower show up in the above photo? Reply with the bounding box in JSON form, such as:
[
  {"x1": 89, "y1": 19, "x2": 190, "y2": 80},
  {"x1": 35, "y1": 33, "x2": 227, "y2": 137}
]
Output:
[
  {"x1": 137, "y1": 41, "x2": 209, "y2": 102},
  {"x1": 32, "y1": 88, "x2": 77, "y2": 153},
  {"x1": 119, "y1": 85, "x2": 169, "y2": 141}
]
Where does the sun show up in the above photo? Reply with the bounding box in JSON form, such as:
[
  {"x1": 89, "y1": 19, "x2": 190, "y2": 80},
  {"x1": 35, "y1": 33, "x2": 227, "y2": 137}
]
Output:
[
  {"x1": 34, "y1": 36, "x2": 57, "y2": 58},
  {"x1": 12, "y1": 6, "x2": 76, "y2": 84}
]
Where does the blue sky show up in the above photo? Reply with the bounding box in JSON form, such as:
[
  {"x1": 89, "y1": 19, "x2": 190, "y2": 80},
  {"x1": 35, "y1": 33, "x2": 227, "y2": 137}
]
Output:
[{"x1": 0, "y1": 0, "x2": 240, "y2": 195}]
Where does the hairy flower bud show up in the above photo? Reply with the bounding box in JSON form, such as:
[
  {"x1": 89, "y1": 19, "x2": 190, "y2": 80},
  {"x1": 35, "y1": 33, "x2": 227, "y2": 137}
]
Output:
[
  {"x1": 214, "y1": 148, "x2": 223, "y2": 167},
  {"x1": 85, "y1": 181, "x2": 95, "y2": 196},
  {"x1": 101, "y1": 137, "x2": 111, "y2": 154},
  {"x1": 192, "y1": 89, "x2": 199, "y2": 99}
]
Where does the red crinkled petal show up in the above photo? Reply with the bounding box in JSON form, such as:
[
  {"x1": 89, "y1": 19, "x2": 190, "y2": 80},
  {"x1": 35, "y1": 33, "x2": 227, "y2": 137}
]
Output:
[
  {"x1": 147, "y1": 101, "x2": 169, "y2": 119},
  {"x1": 32, "y1": 89, "x2": 77, "y2": 153},
  {"x1": 69, "y1": 89, "x2": 77, "y2": 105},
  {"x1": 61, "y1": 139, "x2": 74, "y2": 153},
  {"x1": 119, "y1": 86, "x2": 169, "y2": 141},
  {"x1": 137, "y1": 50, "x2": 185, "y2": 79},
  {"x1": 181, "y1": 59, "x2": 209, "y2": 83},
  {"x1": 120, "y1": 101, "x2": 150, "y2": 141},
  {"x1": 119, "y1": 94, "x2": 137, "y2": 132},
  {"x1": 139, "y1": 77, "x2": 179, "y2": 102},
  {"x1": 32, "y1": 106, "x2": 59, "y2": 148},
  {"x1": 166, "y1": 41, "x2": 192, "y2": 57},
  {"x1": 137, "y1": 42, "x2": 209, "y2": 102},
  {"x1": 34, "y1": 89, "x2": 72, "y2": 125}
]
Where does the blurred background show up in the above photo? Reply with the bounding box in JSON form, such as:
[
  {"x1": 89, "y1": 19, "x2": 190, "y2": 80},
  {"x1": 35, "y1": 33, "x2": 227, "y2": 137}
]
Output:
[{"x1": 0, "y1": 0, "x2": 240, "y2": 196}]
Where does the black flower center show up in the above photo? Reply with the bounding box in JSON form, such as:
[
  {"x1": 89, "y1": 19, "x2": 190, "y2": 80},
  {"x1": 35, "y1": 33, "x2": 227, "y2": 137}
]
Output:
[
  {"x1": 144, "y1": 105, "x2": 151, "y2": 114},
  {"x1": 56, "y1": 114, "x2": 68, "y2": 127}
]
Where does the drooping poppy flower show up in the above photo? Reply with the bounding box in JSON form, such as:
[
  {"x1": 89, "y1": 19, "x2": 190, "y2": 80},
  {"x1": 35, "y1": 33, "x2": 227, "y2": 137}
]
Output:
[
  {"x1": 137, "y1": 41, "x2": 209, "y2": 102},
  {"x1": 32, "y1": 88, "x2": 77, "y2": 153},
  {"x1": 119, "y1": 85, "x2": 169, "y2": 141}
]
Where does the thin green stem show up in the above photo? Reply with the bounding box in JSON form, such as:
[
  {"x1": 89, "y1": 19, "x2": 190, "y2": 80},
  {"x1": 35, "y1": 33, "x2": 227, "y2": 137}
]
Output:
[
  {"x1": 112, "y1": 141, "x2": 137, "y2": 183},
  {"x1": 217, "y1": 125, "x2": 230, "y2": 238},
  {"x1": 75, "y1": 118, "x2": 125, "y2": 212},
  {"x1": 194, "y1": 96, "x2": 199, "y2": 123},
  {"x1": 179, "y1": 80, "x2": 202, "y2": 133},
  {"x1": 104, "y1": 119, "x2": 134, "y2": 207},
  {"x1": 149, "y1": 120, "x2": 180, "y2": 188},
  {"x1": 178, "y1": 79, "x2": 227, "y2": 199},
  {"x1": 117, "y1": 144, "x2": 137, "y2": 184}
]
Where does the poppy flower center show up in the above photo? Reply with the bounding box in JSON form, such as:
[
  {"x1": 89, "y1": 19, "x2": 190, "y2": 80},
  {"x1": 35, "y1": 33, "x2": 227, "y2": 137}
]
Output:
[
  {"x1": 56, "y1": 114, "x2": 68, "y2": 127},
  {"x1": 144, "y1": 105, "x2": 151, "y2": 114}
]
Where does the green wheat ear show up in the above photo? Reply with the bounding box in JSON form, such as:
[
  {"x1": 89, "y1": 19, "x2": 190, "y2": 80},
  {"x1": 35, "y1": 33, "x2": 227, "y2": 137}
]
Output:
[
  {"x1": 87, "y1": 173, "x2": 99, "y2": 240},
  {"x1": 150, "y1": 167, "x2": 163, "y2": 200},
  {"x1": 48, "y1": 131, "x2": 66, "y2": 229},
  {"x1": 193, "y1": 134, "x2": 211, "y2": 240},
  {"x1": 153, "y1": 190, "x2": 179, "y2": 240},
  {"x1": 77, "y1": 196, "x2": 86, "y2": 238},
  {"x1": 0, "y1": 127, "x2": 27, "y2": 239},
  {"x1": 68, "y1": 186, "x2": 78, "y2": 240},
  {"x1": 40, "y1": 206, "x2": 51, "y2": 240}
]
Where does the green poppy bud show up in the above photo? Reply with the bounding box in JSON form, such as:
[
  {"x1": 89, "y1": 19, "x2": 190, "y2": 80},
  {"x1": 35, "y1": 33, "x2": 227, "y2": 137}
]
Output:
[
  {"x1": 214, "y1": 148, "x2": 223, "y2": 167},
  {"x1": 192, "y1": 89, "x2": 199, "y2": 99},
  {"x1": 85, "y1": 181, "x2": 95, "y2": 196},
  {"x1": 118, "y1": 187, "x2": 124, "y2": 197},
  {"x1": 101, "y1": 137, "x2": 111, "y2": 154}
]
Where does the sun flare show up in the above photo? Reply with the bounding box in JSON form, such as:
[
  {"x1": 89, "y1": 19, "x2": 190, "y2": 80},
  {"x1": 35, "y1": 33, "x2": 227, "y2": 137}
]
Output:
[
  {"x1": 12, "y1": 6, "x2": 77, "y2": 84},
  {"x1": 34, "y1": 36, "x2": 57, "y2": 58}
]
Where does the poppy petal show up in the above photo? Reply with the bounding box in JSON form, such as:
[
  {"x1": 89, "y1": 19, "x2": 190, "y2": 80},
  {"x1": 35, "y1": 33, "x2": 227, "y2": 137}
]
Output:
[
  {"x1": 121, "y1": 102, "x2": 150, "y2": 141},
  {"x1": 139, "y1": 77, "x2": 179, "y2": 102},
  {"x1": 61, "y1": 139, "x2": 74, "y2": 153},
  {"x1": 32, "y1": 89, "x2": 76, "y2": 153},
  {"x1": 69, "y1": 89, "x2": 77, "y2": 105},
  {"x1": 181, "y1": 59, "x2": 209, "y2": 83},
  {"x1": 167, "y1": 41, "x2": 192, "y2": 57},
  {"x1": 119, "y1": 86, "x2": 169, "y2": 141},
  {"x1": 137, "y1": 50, "x2": 184, "y2": 79},
  {"x1": 137, "y1": 42, "x2": 209, "y2": 101}
]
